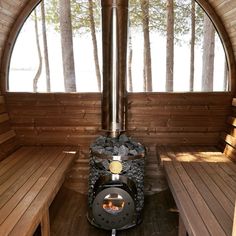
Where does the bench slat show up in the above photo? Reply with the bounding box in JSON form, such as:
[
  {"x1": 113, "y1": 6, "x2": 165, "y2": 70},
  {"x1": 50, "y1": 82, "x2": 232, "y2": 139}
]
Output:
[
  {"x1": 0, "y1": 146, "x2": 77, "y2": 236},
  {"x1": 0, "y1": 147, "x2": 61, "y2": 210},
  {"x1": 0, "y1": 147, "x2": 33, "y2": 178},
  {"x1": 164, "y1": 161, "x2": 210, "y2": 236},
  {"x1": 172, "y1": 161, "x2": 227, "y2": 236},
  {"x1": 202, "y1": 162, "x2": 236, "y2": 203},
  {"x1": 221, "y1": 163, "x2": 236, "y2": 181},
  {"x1": 182, "y1": 162, "x2": 232, "y2": 236},
  {"x1": 209, "y1": 163, "x2": 236, "y2": 193},
  {"x1": 9, "y1": 147, "x2": 77, "y2": 236},
  {"x1": 159, "y1": 145, "x2": 236, "y2": 236},
  {"x1": 0, "y1": 147, "x2": 63, "y2": 227},
  {"x1": 191, "y1": 162, "x2": 234, "y2": 217},
  {"x1": 223, "y1": 163, "x2": 236, "y2": 179},
  {"x1": 158, "y1": 145, "x2": 230, "y2": 163}
]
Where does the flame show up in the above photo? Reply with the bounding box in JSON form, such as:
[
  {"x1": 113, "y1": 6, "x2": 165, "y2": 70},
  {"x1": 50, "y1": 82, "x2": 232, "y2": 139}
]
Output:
[{"x1": 103, "y1": 200, "x2": 125, "y2": 212}]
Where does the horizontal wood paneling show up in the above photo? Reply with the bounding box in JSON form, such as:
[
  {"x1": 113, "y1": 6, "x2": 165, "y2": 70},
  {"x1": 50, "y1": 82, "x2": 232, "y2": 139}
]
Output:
[
  {"x1": 0, "y1": 95, "x2": 18, "y2": 161},
  {"x1": 5, "y1": 92, "x2": 232, "y2": 192},
  {"x1": 227, "y1": 102, "x2": 236, "y2": 146},
  {"x1": 220, "y1": 97, "x2": 236, "y2": 161},
  {"x1": 5, "y1": 92, "x2": 232, "y2": 147}
]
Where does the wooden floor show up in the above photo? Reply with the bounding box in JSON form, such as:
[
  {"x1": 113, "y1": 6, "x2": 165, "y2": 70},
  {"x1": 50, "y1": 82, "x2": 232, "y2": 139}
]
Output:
[{"x1": 49, "y1": 187, "x2": 178, "y2": 236}]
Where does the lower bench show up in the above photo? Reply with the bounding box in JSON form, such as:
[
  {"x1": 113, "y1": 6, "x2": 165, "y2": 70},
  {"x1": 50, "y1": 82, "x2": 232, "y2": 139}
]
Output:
[
  {"x1": 157, "y1": 146, "x2": 236, "y2": 236},
  {"x1": 0, "y1": 146, "x2": 78, "y2": 236}
]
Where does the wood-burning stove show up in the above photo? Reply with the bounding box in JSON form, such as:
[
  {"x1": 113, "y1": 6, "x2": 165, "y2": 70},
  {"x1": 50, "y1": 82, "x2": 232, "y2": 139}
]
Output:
[
  {"x1": 88, "y1": 135, "x2": 145, "y2": 230},
  {"x1": 87, "y1": 0, "x2": 145, "y2": 233}
]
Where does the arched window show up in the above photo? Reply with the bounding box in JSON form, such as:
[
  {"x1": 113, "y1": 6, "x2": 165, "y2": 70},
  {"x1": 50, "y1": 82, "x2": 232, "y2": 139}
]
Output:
[{"x1": 8, "y1": 0, "x2": 230, "y2": 92}]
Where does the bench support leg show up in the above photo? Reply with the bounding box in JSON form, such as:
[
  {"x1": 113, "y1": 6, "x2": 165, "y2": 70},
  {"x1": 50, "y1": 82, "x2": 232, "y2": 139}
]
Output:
[
  {"x1": 41, "y1": 210, "x2": 50, "y2": 236},
  {"x1": 179, "y1": 215, "x2": 187, "y2": 236}
]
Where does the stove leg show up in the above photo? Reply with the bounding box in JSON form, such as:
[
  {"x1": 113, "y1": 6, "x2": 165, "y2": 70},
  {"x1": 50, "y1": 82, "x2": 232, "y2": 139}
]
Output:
[{"x1": 111, "y1": 229, "x2": 116, "y2": 236}]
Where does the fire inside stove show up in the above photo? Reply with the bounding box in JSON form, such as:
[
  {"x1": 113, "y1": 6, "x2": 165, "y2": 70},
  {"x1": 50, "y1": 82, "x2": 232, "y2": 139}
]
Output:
[{"x1": 103, "y1": 194, "x2": 125, "y2": 214}]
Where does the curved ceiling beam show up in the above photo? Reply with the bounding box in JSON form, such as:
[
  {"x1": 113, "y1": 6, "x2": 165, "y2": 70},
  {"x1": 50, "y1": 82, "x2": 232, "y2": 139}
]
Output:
[
  {"x1": 196, "y1": 0, "x2": 236, "y2": 94},
  {"x1": 0, "y1": 0, "x2": 40, "y2": 92}
]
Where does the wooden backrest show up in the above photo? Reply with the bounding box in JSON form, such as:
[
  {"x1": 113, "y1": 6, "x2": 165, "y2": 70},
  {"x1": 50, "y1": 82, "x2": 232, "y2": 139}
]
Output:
[
  {"x1": 221, "y1": 98, "x2": 236, "y2": 162},
  {"x1": 0, "y1": 95, "x2": 19, "y2": 161}
]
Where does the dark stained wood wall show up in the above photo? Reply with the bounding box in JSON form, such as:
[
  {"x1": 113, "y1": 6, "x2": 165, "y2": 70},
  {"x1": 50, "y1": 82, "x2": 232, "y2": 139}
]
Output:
[
  {"x1": 6, "y1": 93, "x2": 232, "y2": 192},
  {"x1": 5, "y1": 92, "x2": 232, "y2": 148},
  {"x1": 0, "y1": 95, "x2": 19, "y2": 161},
  {"x1": 222, "y1": 98, "x2": 236, "y2": 161},
  {"x1": 5, "y1": 92, "x2": 232, "y2": 192}
]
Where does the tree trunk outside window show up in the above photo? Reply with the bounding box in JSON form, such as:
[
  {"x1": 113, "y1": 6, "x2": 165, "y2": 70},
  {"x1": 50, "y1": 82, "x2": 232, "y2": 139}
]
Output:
[
  {"x1": 141, "y1": 0, "x2": 152, "y2": 92},
  {"x1": 166, "y1": 0, "x2": 174, "y2": 92},
  {"x1": 88, "y1": 0, "x2": 101, "y2": 92},
  {"x1": 202, "y1": 13, "x2": 215, "y2": 91},
  {"x1": 128, "y1": 28, "x2": 133, "y2": 92},
  {"x1": 189, "y1": 0, "x2": 195, "y2": 92},
  {"x1": 41, "y1": 0, "x2": 51, "y2": 92},
  {"x1": 59, "y1": 0, "x2": 76, "y2": 92},
  {"x1": 33, "y1": 10, "x2": 42, "y2": 93}
]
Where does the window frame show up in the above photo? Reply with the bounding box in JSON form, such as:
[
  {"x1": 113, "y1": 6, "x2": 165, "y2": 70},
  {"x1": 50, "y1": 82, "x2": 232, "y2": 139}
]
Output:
[{"x1": 1, "y1": 0, "x2": 235, "y2": 94}]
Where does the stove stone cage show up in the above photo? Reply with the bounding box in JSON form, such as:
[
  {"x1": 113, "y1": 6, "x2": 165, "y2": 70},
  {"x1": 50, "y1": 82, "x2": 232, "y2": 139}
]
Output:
[{"x1": 87, "y1": 134, "x2": 145, "y2": 230}]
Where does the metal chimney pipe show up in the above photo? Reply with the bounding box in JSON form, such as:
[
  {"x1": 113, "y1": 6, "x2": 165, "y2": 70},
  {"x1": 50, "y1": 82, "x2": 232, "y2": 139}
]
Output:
[{"x1": 101, "y1": 0, "x2": 128, "y2": 138}]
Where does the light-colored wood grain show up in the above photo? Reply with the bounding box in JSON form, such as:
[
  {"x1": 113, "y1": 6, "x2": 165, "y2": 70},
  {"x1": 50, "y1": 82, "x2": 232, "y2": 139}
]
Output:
[
  {"x1": 164, "y1": 160, "x2": 236, "y2": 236},
  {"x1": 183, "y1": 162, "x2": 232, "y2": 235},
  {"x1": 164, "y1": 161, "x2": 210, "y2": 235},
  {"x1": 0, "y1": 146, "x2": 78, "y2": 236},
  {"x1": 158, "y1": 146, "x2": 231, "y2": 164}
]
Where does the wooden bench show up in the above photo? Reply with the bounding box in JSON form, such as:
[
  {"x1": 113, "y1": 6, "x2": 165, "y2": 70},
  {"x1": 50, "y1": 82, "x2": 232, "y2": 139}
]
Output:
[
  {"x1": 0, "y1": 145, "x2": 78, "y2": 236},
  {"x1": 157, "y1": 145, "x2": 235, "y2": 236}
]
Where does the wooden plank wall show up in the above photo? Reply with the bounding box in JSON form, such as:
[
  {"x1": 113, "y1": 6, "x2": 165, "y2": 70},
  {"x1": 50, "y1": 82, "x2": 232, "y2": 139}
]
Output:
[
  {"x1": 5, "y1": 92, "x2": 232, "y2": 148},
  {"x1": 0, "y1": 95, "x2": 18, "y2": 161},
  {"x1": 209, "y1": 0, "x2": 236, "y2": 50},
  {"x1": 5, "y1": 92, "x2": 232, "y2": 191},
  {"x1": 222, "y1": 98, "x2": 236, "y2": 161}
]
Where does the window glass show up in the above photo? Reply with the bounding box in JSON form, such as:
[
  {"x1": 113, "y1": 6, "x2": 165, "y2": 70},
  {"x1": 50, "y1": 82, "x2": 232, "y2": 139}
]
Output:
[{"x1": 8, "y1": 0, "x2": 229, "y2": 92}]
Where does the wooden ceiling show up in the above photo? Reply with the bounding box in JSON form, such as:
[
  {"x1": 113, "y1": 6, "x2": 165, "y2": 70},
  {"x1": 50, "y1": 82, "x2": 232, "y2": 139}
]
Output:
[{"x1": 0, "y1": 0, "x2": 236, "y2": 92}]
